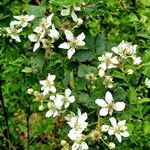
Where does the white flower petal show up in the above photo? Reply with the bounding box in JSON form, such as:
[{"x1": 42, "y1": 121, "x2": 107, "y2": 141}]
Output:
[
  {"x1": 71, "y1": 10, "x2": 78, "y2": 22},
  {"x1": 95, "y1": 99, "x2": 107, "y2": 107},
  {"x1": 33, "y1": 42, "x2": 40, "y2": 52},
  {"x1": 68, "y1": 96, "x2": 75, "y2": 103},
  {"x1": 120, "y1": 131, "x2": 130, "y2": 137},
  {"x1": 77, "y1": 32, "x2": 85, "y2": 42},
  {"x1": 115, "y1": 133, "x2": 122, "y2": 143},
  {"x1": 118, "y1": 120, "x2": 126, "y2": 126},
  {"x1": 101, "y1": 125, "x2": 110, "y2": 132},
  {"x1": 99, "y1": 108, "x2": 108, "y2": 116},
  {"x1": 65, "y1": 88, "x2": 71, "y2": 97},
  {"x1": 45, "y1": 110, "x2": 53, "y2": 117},
  {"x1": 81, "y1": 141, "x2": 88, "y2": 149},
  {"x1": 109, "y1": 117, "x2": 117, "y2": 127},
  {"x1": 49, "y1": 86, "x2": 56, "y2": 93},
  {"x1": 64, "y1": 30, "x2": 74, "y2": 41},
  {"x1": 59, "y1": 42, "x2": 70, "y2": 49},
  {"x1": 28, "y1": 34, "x2": 38, "y2": 42},
  {"x1": 114, "y1": 102, "x2": 125, "y2": 111},
  {"x1": 105, "y1": 91, "x2": 113, "y2": 103},
  {"x1": 68, "y1": 47, "x2": 75, "y2": 59},
  {"x1": 108, "y1": 128, "x2": 115, "y2": 135}
]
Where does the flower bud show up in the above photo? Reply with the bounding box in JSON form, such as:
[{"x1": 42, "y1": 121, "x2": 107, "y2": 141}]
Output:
[
  {"x1": 108, "y1": 142, "x2": 115, "y2": 149},
  {"x1": 27, "y1": 88, "x2": 33, "y2": 94}
]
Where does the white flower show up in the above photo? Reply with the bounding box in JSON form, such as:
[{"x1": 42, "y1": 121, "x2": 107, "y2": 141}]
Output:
[
  {"x1": 108, "y1": 142, "x2": 115, "y2": 149},
  {"x1": 61, "y1": 6, "x2": 81, "y2": 23},
  {"x1": 145, "y1": 78, "x2": 150, "y2": 88},
  {"x1": 45, "y1": 101, "x2": 60, "y2": 117},
  {"x1": 12, "y1": 15, "x2": 35, "y2": 27},
  {"x1": 103, "y1": 76, "x2": 113, "y2": 88},
  {"x1": 132, "y1": 56, "x2": 142, "y2": 65},
  {"x1": 108, "y1": 117, "x2": 130, "y2": 143},
  {"x1": 28, "y1": 32, "x2": 45, "y2": 52},
  {"x1": 6, "y1": 22, "x2": 22, "y2": 42},
  {"x1": 34, "y1": 13, "x2": 53, "y2": 33},
  {"x1": 98, "y1": 53, "x2": 119, "y2": 71},
  {"x1": 112, "y1": 41, "x2": 137, "y2": 58},
  {"x1": 48, "y1": 24, "x2": 59, "y2": 40},
  {"x1": 59, "y1": 30, "x2": 85, "y2": 59},
  {"x1": 71, "y1": 134, "x2": 88, "y2": 150},
  {"x1": 95, "y1": 91, "x2": 125, "y2": 116},
  {"x1": 39, "y1": 73, "x2": 56, "y2": 95},
  {"x1": 66, "y1": 109, "x2": 88, "y2": 138},
  {"x1": 63, "y1": 89, "x2": 75, "y2": 108}
]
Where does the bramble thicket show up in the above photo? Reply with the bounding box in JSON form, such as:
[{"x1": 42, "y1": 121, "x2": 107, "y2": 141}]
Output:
[{"x1": 0, "y1": 0, "x2": 150, "y2": 149}]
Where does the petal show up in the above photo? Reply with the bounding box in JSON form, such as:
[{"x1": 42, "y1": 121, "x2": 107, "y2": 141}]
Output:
[
  {"x1": 115, "y1": 133, "x2": 122, "y2": 143},
  {"x1": 65, "y1": 88, "x2": 71, "y2": 97},
  {"x1": 99, "y1": 108, "x2": 108, "y2": 116},
  {"x1": 98, "y1": 69, "x2": 105, "y2": 77},
  {"x1": 68, "y1": 47, "x2": 75, "y2": 59},
  {"x1": 108, "y1": 128, "x2": 115, "y2": 135},
  {"x1": 71, "y1": 10, "x2": 78, "y2": 22},
  {"x1": 79, "y1": 112, "x2": 87, "y2": 122},
  {"x1": 118, "y1": 120, "x2": 126, "y2": 126},
  {"x1": 81, "y1": 142, "x2": 88, "y2": 149},
  {"x1": 68, "y1": 96, "x2": 75, "y2": 103},
  {"x1": 105, "y1": 91, "x2": 113, "y2": 103},
  {"x1": 28, "y1": 34, "x2": 38, "y2": 42},
  {"x1": 98, "y1": 63, "x2": 107, "y2": 70},
  {"x1": 49, "y1": 86, "x2": 56, "y2": 93},
  {"x1": 114, "y1": 102, "x2": 125, "y2": 111},
  {"x1": 109, "y1": 117, "x2": 117, "y2": 127},
  {"x1": 120, "y1": 131, "x2": 130, "y2": 137},
  {"x1": 27, "y1": 15, "x2": 35, "y2": 21},
  {"x1": 101, "y1": 125, "x2": 110, "y2": 132},
  {"x1": 95, "y1": 99, "x2": 107, "y2": 107},
  {"x1": 64, "y1": 30, "x2": 74, "y2": 41},
  {"x1": 59, "y1": 42, "x2": 70, "y2": 49},
  {"x1": 48, "y1": 74, "x2": 56, "y2": 81},
  {"x1": 45, "y1": 110, "x2": 53, "y2": 117},
  {"x1": 77, "y1": 32, "x2": 85, "y2": 42},
  {"x1": 72, "y1": 143, "x2": 79, "y2": 150},
  {"x1": 33, "y1": 42, "x2": 40, "y2": 52}
]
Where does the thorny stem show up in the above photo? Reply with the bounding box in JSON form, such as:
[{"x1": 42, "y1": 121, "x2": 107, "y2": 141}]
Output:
[{"x1": 0, "y1": 79, "x2": 11, "y2": 149}]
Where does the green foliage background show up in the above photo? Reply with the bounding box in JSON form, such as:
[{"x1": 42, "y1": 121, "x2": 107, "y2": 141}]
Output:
[{"x1": 0, "y1": 0, "x2": 150, "y2": 149}]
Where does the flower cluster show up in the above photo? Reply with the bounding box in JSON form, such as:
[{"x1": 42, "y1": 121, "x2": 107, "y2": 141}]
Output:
[
  {"x1": 6, "y1": 15, "x2": 35, "y2": 42},
  {"x1": 61, "y1": 5, "x2": 83, "y2": 25},
  {"x1": 95, "y1": 91, "x2": 129, "y2": 144},
  {"x1": 28, "y1": 14, "x2": 59, "y2": 52},
  {"x1": 46, "y1": 88, "x2": 75, "y2": 117},
  {"x1": 65, "y1": 109, "x2": 88, "y2": 150},
  {"x1": 98, "y1": 41, "x2": 142, "y2": 88}
]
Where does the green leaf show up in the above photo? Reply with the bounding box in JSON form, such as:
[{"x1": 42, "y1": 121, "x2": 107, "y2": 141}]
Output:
[
  {"x1": 77, "y1": 92, "x2": 96, "y2": 109},
  {"x1": 95, "y1": 34, "x2": 105, "y2": 55},
  {"x1": 74, "y1": 50, "x2": 94, "y2": 62},
  {"x1": 78, "y1": 64, "x2": 97, "y2": 78},
  {"x1": 27, "y1": 5, "x2": 46, "y2": 17},
  {"x1": 128, "y1": 87, "x2": 137, "y2": 104},
  {"x1": 114, "y1": 87, "x2": 126, "y2": 101}
]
